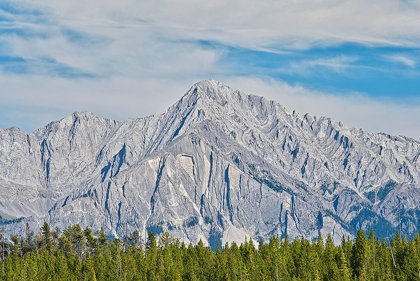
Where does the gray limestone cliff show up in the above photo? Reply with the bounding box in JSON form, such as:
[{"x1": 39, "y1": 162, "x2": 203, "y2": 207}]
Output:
[{"x1": 1, "y1": 80, "x2": 420, "y2": 246}]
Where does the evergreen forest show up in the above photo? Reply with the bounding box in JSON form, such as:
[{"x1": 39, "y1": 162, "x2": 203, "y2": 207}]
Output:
[{"x1": 1, "y1": 222, "x2": 420, "y2": 280}]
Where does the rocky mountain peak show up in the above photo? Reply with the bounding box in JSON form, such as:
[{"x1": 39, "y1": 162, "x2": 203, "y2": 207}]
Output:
[
  {"x1": 176, "y1": 79, "x2": 289, "y2": 129},
  {"x1": 1, "y1": 80, "x2": 420, "y2": 247}
]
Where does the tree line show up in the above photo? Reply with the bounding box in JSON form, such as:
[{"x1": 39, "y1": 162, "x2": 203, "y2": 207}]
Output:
[{"x1": 0, "y1": 222, "x2": 420, "y2": 280}]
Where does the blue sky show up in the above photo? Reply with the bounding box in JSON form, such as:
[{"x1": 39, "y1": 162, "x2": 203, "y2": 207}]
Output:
[{"x1": 1, "y1": 0, "x2": 420, "y2": 140}]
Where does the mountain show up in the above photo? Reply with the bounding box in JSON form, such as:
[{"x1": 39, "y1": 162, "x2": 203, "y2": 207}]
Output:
[{"x1": 1, "y1": 80, "x2": 420, "y2": 247}]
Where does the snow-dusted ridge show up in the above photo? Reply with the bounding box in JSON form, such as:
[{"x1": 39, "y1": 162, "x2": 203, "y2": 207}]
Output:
[{"x1": 1, "y1": 80, "x2": 420, "y2": 246}]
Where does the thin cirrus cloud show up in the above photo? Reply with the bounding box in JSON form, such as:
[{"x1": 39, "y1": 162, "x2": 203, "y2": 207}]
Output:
[
  {"x1": 284, "y1": 56, "x2": 360, "y2": 76},
  {"x1": 383, "y1": 54, "x2": 417, "y2": 68},
  {"x1": 0, "y1": 0, "x2": 420, "y2": 141}
]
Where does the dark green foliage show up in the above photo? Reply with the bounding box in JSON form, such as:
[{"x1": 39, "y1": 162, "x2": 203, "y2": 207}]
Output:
[{"x1": 0, "y1": 224, "x2": 419, "y2": 280}]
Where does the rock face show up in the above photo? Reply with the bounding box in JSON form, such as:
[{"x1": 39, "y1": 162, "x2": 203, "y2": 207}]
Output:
[{"x1": 1, "y1": 80, "x2": 420, "y2": 246}]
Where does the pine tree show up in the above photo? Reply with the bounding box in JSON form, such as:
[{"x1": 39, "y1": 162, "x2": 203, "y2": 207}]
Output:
[
  {"x1": 63, "y1": 224, "x2": 86, "y2": 259},
  {"x1": 402, "y1": 239, "x2": 419, "y2": 281},
  {"x1": 145, "y1": 231, "x2": 158, "y2": 280},
  {"x1": 40, "y1": 222, "x2": 53, "y2": 250},
  {"x1": 378, "y1": 238, "x2": 393, "y2": 281},
  {"x1": 351, "y1": 229, "x2": 367, "y2": 279},
  {"x1": 84, "y1": 226, "x2": 98, "y2": 255},
  {"x1": 280, "y1": 233, "x2": 294, "y2": 279},
  {"x1": 322, "y1": 234, "x2": 340, "y2": 280},
  {"x1": 337, "y1": 247, "x2": 351, "y2": 281},
  {"x1": 97, "y1": 227, "x2": 108, "y2": 251},
  {"x1": 158, "y1": 231, "x2": 177, "y2": 249},
  {"x1": 23, "y1": 222, "x2": 35, "y2": 254},
  {"x1": 367, "y1": 227, "x2": 379, "y2": 280}
]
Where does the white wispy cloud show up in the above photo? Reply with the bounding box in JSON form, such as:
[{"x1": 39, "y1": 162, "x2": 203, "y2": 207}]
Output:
[
  {"x1": 285, "y1": 55, "x2": 360, "y2": 75},
  {"x1": 1, "y1": 0, "x2": 420, "y2": 142},
  {"x1": 384, "y1": 54, "x2": 416, "y2": 68},
  {"x1": 2, "y1": 0, "x2": 420, "y2": 76}
]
